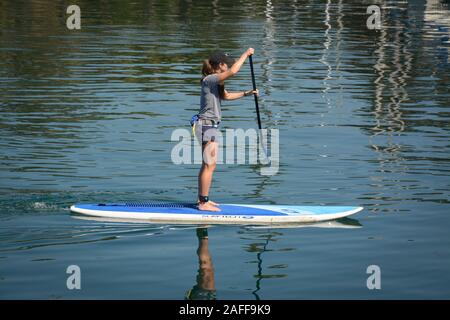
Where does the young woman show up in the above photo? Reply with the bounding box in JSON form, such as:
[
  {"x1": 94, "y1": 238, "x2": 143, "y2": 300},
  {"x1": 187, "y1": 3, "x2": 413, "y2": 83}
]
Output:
[{"x1": 192, "y1": 48, "x2": 258, "y2": 212}]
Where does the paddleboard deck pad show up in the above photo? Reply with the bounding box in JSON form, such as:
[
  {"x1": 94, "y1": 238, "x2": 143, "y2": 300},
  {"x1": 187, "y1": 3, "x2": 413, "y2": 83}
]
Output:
[{"x1": 70, "y1": 202, "x2": 363, "y2": 225}]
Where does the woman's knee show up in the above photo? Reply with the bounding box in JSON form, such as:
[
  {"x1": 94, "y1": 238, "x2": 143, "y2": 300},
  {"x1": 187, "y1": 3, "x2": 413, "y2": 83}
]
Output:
[{"x1": 202, "y1": 141, "x2": 218, "y2": 164}]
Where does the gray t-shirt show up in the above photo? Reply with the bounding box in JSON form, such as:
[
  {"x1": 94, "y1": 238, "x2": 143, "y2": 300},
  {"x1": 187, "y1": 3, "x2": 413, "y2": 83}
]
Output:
[{"x1": 198, "y1": 74, "x2": 221, "y2": 123}]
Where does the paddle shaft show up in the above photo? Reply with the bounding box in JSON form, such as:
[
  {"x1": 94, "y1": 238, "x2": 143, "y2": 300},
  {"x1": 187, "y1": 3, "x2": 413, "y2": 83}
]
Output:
[{"x1": 249, "y1": 55, "x2": 262, "y2": 130}]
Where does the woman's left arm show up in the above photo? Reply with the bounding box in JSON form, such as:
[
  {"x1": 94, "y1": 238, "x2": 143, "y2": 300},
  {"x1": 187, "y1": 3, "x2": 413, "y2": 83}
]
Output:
[{"x1": 223, "y1": 89, "x2": 259, "y2": 100}]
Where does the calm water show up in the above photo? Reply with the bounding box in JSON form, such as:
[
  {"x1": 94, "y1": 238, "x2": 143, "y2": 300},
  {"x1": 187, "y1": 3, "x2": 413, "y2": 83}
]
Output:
[{"x1": 1, "y1": 0, "x2": 449, "y2": 299}]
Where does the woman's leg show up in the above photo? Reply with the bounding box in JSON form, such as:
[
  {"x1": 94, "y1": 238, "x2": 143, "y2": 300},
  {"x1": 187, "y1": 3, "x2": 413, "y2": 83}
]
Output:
[{"x1": 198, "y1": 141, "x2": 220, "y2": 212}]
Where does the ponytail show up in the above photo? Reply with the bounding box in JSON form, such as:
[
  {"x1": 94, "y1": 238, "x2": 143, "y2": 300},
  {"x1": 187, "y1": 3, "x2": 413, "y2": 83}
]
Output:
[
  {"x1": 200, "y1": 58, "x2": 225, "y2": 99},
  {"x1": 202, "y1": 59, "x2": 214, "y2": 77}
]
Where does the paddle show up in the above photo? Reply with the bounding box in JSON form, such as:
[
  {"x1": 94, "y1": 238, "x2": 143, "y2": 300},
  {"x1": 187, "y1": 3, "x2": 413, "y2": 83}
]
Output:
[
  {"x1": 249, "y1": 55, "x2": 262, "y2": 130},
  {"x1": 248, "y1": 55, "x2": 269, "y2": 164}
]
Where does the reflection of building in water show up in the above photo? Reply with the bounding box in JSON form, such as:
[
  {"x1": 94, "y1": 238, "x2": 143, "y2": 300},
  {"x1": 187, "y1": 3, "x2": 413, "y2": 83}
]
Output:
[
  {"x1": 246, "y1": 0, "x2": 279, "y2": 198},
  {"x1": 370, "y1": 1, "x2": 414, "y2": 169},
  {"x1": 423, "y1": 0, "x2": 450, "y2": 63},
  {"x1": 372, "y1": 21, "x2": 410, "y2": 140},
  {"x1": 335, "y1": 0, "x2": 344, "y2": 108},
  {"x1": 371, "y1": 0, "x2": 449, "y2": 143},
  {"x1": 367, "y1": 1, "x2": 414, "y2": 212},
  {"x1": 319, "y1": 0, "x2": 345, "y2": 109},
  {"x1": 366, "y1": 0, "x2": 449, "y2": 211},
  {"x1": 320, "y1": 0, "x2": 333, "y2": 109},
  {"x1": 211, "y1": 0, "x2": 220, "y2": 21},
  {"x1": 261, "y1": 0, "x2": 276, "y2": 116}
]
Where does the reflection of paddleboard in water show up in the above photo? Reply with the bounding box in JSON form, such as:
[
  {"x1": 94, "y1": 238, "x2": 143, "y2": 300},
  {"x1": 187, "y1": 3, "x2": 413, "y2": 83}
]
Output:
[
  {"x1": 244, "y1": 218, "x2": 362, "y2": 229},
  {"x1": 70, "y1": 203, "x2": 363, "y2": 225}
]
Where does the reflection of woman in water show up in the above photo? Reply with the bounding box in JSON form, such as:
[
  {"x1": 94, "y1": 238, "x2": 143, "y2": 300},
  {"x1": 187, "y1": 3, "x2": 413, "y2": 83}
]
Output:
[{"x1": 185, "y1": 228, "x2": 217, "y2": 300}]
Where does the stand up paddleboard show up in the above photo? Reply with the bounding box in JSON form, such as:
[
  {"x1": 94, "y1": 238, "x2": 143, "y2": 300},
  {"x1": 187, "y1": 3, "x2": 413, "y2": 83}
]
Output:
[{"x1": 70, "y1": 203, "x2": 363, "y2": 225}]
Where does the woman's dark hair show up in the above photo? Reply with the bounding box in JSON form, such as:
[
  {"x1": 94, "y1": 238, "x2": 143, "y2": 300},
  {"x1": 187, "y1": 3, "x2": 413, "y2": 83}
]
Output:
[
  {"x1": 202, "y1": 59, "x2": 217, "y2": 77},
  {"x1": 201, "y1": 59, "x2": 225, "y2": 99}
]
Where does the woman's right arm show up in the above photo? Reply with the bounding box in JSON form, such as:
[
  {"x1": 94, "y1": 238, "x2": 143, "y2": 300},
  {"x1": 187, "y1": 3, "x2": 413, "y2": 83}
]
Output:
[{"x1": 215, "y1": 48, "x2": 254, "y2": 82}]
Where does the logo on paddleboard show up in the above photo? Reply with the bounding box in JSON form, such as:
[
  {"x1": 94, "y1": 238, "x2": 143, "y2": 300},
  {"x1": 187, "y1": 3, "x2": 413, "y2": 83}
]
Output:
[{"x1": 202, "y1": 215, "x2": 254, "y2": 219}]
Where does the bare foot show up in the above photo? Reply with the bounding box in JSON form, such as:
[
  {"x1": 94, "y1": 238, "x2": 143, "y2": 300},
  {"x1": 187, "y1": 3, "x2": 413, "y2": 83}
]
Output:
[
  {"x1": 209, "y1": 200, "x2": 220, "y2": 206},
  {"x1": 198, "y1": 201, "x2": 221, "y2": 212},
  {"x1": 197, "y1": 199, "x2": 220, "y2": 206}
]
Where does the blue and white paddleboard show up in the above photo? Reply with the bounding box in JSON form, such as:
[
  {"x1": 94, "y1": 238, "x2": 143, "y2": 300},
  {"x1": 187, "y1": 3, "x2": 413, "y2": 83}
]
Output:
[{"x1": 70, "y1": 203, "x2": 363, "y2": 225}]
